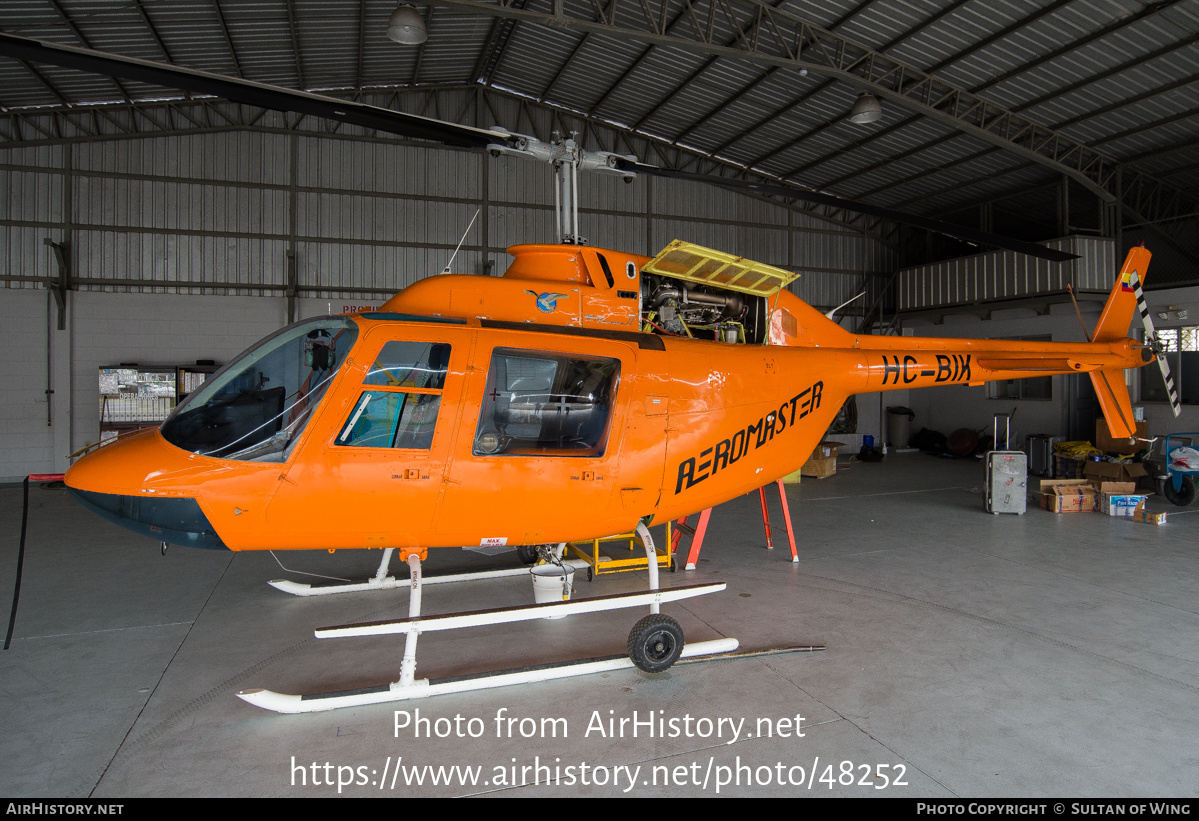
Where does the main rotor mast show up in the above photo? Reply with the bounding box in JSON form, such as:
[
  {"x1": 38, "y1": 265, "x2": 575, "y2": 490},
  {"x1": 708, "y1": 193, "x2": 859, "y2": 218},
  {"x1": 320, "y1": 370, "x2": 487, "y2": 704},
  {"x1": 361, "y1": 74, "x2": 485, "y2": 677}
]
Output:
[{"x1": 486, "y1": 130, "x2": 637, "y2": 245}]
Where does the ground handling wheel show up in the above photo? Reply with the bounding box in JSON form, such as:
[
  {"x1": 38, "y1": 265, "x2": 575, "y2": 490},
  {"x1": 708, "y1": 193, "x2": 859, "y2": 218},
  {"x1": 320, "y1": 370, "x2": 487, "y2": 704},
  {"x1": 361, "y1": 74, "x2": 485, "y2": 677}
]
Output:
[
  {"x1": 1162, "y1": 475, "x2": 1197, "y2": 506},
  {"x1": 627, "y1": 614, "x2": 684, "y2": 673}
]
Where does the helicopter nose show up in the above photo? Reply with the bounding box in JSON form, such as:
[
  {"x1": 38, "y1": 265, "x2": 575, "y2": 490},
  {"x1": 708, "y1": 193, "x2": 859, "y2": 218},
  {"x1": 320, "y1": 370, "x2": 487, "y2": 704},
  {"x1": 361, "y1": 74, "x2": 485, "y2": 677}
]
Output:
[
  {"x1": 64, "y1": 429, "x2": 228, "y2": 550},
  {"x1": 68, "y1": 487, "x2": 227, "y2": 550}
]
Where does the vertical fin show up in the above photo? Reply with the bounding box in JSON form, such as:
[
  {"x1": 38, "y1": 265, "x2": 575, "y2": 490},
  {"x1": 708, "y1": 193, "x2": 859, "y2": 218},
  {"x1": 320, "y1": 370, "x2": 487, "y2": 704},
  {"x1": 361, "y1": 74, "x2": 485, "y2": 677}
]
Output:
[
  {"x1": 1088, "y1": 246, "x2": 1151, "y2": 441},
  {"x1": 1091, "y1": 246, "x2": 1151, "y2": 343}
]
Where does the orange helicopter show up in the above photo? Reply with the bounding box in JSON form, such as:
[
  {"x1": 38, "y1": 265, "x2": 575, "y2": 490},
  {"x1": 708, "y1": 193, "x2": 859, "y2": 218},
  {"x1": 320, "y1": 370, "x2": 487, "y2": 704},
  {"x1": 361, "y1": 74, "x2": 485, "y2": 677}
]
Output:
[
  {"x1": 64, "y1": 239, "x2": 1156, "y2": 558},
  {"x1": 1, "y1": 33, "x2": 1173, "y2": 711}
]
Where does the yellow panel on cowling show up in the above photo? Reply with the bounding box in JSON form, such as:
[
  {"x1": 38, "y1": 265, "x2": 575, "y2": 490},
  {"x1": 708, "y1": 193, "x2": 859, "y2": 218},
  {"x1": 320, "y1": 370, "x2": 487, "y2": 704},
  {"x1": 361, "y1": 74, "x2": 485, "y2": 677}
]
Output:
[{"x1": 642, "y1": 240, "x2": 799, "y2": 297}]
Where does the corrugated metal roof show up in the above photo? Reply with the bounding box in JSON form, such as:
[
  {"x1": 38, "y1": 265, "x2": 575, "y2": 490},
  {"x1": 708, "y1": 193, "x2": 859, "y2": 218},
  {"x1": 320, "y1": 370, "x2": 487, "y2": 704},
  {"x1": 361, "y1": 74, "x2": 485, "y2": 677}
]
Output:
[{"x1": 0, "y1": 0, "x2": 1194, "y2": 271}]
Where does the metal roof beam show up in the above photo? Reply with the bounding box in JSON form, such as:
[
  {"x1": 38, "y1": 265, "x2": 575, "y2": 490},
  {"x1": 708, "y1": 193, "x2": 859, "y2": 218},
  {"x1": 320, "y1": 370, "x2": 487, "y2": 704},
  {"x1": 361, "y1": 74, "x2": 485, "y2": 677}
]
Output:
[
  {"x1": 471, "y1": 0, "x2": 530, "y2": 84},
  {"x1": 626, "y1": 0, "x2": 795, "y2": 133},
  {"x1": 1065, "y1": 80, "x2": 1199, "y2": 142},
  {"x1": 0, "y1": 85, "x2": 886, "y2": 237},
  {"x1": 44, "y1": 0, "x2": 136, "y2": 106},
  {"x1": 537, "y1": 31, "x2": 590, "y2": 103},
  {"x1": 355, "y1": 0, "x2": 366, "y2": 94},
  {"x1": 1119, "y1": 131, "x2": 1199, "y2": 166},
  {"x1": 796, "y1": 0, "x2": 1188, "y2": 193},
  {"x1": 1015, "y1": 33, "x2": 1199, "y2": 118},
  {"x1": 668, "y1": 0, "x2": 874, "y2": 149},
  {"x1": 132, "y1": 0, "x2": 174, "y2": 63},
  {"x1": 780, "y1": 0, "x2": 1076, "y2": 185},
  {"x1": 411, "y1": 8, "x2": 433, "y2": 85},
  {"x1": 208, "y1": 0, "x2": 244, "y2": 79},
  {"x1": 285, "y1": 0, "x2": 305, "y2": 89},
  {"x1": 745, "y1": 0, "x2": 973, "y2": 173},
  {"x1": 423, "y1": 0, "x2": 1125, "y2": 201}
]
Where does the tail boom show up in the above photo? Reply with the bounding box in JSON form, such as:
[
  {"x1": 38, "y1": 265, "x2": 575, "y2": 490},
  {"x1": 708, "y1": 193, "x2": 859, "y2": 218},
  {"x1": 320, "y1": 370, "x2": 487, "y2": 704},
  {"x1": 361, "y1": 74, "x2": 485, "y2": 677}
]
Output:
[
  {"x1": 854, "y1": 337, "x2": 1147, "y2": 392},
  {"x1": 834, "y1": 248, "x2": 1153, "y2": 440}
]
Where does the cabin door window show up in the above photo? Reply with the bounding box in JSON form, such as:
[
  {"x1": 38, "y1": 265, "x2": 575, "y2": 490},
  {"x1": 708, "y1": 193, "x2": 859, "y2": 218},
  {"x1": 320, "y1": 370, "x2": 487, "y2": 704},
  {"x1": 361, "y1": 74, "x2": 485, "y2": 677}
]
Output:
[
  {"x1": 473, "y1": 348, "x2": 620, "y2": 457},
  {"x1": 336, "y1": 341, "x2": 451, "y2": 449}
]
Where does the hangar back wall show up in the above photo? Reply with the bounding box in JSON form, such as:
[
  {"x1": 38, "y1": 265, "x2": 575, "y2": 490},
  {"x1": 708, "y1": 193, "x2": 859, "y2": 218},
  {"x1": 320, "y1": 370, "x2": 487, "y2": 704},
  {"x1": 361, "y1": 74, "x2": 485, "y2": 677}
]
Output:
[{"x1": 1, "y1": 128, "x2": 894, "y2": 480}]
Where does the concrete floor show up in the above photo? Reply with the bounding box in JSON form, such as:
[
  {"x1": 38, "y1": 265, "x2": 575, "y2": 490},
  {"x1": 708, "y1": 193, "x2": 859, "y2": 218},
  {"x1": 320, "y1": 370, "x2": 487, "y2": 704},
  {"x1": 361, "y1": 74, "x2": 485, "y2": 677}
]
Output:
[{"x1": 1, "y1": 453, "x2": 1196, "y2": 798}]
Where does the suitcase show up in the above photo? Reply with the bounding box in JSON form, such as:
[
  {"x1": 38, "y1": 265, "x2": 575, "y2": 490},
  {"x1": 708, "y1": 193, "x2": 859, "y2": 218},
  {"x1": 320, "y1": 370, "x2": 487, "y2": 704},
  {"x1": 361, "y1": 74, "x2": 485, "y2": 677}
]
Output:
[
  {"x1": 1026, "y1": 434, "x2": 1065, "y2": 478},
  {"x1": 985, "y1": 414, "x2": 1027, "y2": 514}
]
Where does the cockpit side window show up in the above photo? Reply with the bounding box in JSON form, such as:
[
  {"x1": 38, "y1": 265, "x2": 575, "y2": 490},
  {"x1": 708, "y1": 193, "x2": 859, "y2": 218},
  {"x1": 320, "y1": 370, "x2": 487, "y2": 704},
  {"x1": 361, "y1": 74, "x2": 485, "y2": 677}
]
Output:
[
  {"x1": 161, "y1": 317, "x2": 358, "y2": 462},
  {"x1": 336, "y1": 341, "x2": 450, "y2": 450},
  {"x1": 473, "y1": 348, "x2": 619, "y2": 457},
  {"x1": 362, "y1": 340, "x2": 449, "y2": 390}
]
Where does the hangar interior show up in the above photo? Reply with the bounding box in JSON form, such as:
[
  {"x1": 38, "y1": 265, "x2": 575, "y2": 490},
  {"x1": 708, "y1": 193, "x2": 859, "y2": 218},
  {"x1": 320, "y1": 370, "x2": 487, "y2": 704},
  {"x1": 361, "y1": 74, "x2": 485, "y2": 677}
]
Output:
[{"x1": 1, "y1": 0, "x2": 1197, "y2": 798}]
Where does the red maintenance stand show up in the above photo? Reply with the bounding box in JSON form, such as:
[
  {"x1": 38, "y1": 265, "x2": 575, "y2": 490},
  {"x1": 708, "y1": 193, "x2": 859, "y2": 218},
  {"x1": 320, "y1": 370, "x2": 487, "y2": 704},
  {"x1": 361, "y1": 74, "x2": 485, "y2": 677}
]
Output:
[{"x1": 672, "y1": 479, "x2": 798, "y2": 569}]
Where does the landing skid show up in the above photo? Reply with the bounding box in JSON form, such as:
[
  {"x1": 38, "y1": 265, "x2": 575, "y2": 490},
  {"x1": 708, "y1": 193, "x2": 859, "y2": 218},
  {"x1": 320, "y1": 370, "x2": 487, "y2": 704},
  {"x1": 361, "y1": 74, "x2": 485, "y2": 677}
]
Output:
[
  {"x1": 239, "y1": 643, "x2": 821, "y2": 714},
  {"x1": 240, "y1": 523, "x2": 739, "y2": 714},
  {"x1": 238, "y1": 641, "x2": 739, "y2": 714}
]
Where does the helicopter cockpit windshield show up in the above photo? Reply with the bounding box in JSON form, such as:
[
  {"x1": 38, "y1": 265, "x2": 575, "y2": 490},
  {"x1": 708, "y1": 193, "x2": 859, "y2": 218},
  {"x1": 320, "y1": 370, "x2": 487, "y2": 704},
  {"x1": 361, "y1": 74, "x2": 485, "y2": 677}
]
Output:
[{"x1": 161, "y1": 317, "x2": 358, "y2": 462}]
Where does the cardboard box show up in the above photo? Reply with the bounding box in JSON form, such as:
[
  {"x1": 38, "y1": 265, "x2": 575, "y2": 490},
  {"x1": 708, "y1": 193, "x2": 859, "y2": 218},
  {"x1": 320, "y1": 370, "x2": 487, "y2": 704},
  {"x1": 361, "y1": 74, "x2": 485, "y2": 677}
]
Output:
[
  {"x1": 800, "y1": 456, "x2": 836, "y2": 479},
  {"x1": 1039, "y1": 479, "x2": 1098, "y2": 513},
  {"x1": 1096, "y1": 419, "x2": 1149, "y2": 454},
  {"x1": 1083, "y1": 460, "x2": 1148, "y2": 484},
  {"x1": 813, "y1": 440, "x2": 843, "y2": 459},
  {"x1": 1103, "y1": 493, "x2": 1149, "y2": 516},
  {"x1": 1133, "y1": 501, "x2": 1167, "y2": 525},
  {"x1": 799, "y1": 440, "x2": 843, "y2": 479}
]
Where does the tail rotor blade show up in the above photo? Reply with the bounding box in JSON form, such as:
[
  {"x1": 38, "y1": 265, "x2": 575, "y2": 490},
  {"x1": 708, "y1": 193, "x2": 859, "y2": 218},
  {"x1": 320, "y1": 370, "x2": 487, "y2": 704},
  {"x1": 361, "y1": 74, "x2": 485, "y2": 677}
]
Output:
[{"x1": 1131, "y1": 272, "x2": 1182, "y2": 418}]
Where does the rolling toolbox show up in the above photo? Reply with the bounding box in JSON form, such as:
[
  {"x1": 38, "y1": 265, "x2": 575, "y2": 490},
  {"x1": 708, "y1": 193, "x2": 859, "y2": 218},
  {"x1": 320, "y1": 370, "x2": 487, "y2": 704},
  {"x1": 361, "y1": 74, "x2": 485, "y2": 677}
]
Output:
[{"x1": 985, "y1": 414, "x2": 1027, "y2": 515}]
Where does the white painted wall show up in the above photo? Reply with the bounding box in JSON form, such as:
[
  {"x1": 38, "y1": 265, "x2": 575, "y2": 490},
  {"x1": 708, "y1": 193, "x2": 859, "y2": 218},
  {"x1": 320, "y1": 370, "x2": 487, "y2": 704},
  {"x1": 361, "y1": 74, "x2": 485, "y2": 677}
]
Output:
[
  {"x1": 3, "y1": 290, "x2": 61, "y2": 480},
  {"x1": 2, "y1": 290, "x2": 364, "y2": 481}
]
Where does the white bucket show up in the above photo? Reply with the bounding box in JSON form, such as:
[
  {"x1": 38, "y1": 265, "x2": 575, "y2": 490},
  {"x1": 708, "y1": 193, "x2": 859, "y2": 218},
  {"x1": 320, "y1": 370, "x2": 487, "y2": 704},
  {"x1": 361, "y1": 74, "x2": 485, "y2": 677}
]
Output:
[{"x1": 530, "y1": 564, "x2": 575, "y2": 618}]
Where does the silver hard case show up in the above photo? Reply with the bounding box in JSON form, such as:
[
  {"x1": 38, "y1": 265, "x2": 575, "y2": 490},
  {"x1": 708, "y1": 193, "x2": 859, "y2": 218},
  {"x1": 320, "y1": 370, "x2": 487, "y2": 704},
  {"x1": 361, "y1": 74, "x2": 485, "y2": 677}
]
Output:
[{"x1": 985, "y1": 414, "x2": 1027, "y2": 515}]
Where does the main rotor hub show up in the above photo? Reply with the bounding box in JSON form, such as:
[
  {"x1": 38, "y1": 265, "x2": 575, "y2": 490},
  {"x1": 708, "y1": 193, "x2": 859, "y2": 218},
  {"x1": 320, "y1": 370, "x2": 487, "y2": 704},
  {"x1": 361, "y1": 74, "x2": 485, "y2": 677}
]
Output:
[{"x1": 486, "y1": 132, "x2": 637, "y2": 245}]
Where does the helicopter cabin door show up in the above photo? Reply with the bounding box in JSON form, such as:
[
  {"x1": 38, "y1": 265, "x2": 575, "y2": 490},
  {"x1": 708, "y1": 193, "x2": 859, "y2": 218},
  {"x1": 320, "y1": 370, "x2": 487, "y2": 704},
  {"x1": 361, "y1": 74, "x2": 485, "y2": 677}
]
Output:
[
  {"x1": 435, "y1": 332, "x2": 664, "y2": 547},
  {"x1": 266, "y1": 328, "x2": 462, "y2": 551}
]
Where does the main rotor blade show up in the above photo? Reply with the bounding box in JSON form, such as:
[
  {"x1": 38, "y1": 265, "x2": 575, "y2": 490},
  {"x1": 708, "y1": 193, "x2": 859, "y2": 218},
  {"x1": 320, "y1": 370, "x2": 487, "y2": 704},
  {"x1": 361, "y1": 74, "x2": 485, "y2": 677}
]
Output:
[
  {"x1": 0, "y1": 32, "x2": 1076, "y2": 263},
  {"x1": 0, "y1": 32, "x2": 511, "y2": 149},
  {"x1": 621, "y1": 161, "x2": 1078, "y2": 263}
]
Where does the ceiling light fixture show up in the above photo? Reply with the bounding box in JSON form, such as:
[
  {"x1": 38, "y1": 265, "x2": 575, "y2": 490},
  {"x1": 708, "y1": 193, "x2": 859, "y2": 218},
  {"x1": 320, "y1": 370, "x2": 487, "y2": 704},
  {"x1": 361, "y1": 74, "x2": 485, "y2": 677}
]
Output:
[
  {"x1": 848, "y1": 92, "x2": 882, "y2": 124},
  {"x1": 387, "y1": 4, "x2": 427, "y2": 45}
]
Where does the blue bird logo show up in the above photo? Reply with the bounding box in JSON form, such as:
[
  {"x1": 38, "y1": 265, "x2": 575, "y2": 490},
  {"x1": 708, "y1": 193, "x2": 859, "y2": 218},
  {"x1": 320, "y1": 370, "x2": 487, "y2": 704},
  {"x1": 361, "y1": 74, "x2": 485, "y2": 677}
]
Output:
[{"x1": 525, "y1": 290, "x2": 569, "y2": 313}]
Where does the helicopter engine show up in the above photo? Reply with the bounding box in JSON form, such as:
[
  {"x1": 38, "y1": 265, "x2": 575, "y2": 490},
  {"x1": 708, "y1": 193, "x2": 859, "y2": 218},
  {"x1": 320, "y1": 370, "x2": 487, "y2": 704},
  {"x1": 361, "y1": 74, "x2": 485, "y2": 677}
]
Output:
[{"x1": 640, "y1": 272, "x2": 769, "y2": 344}]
